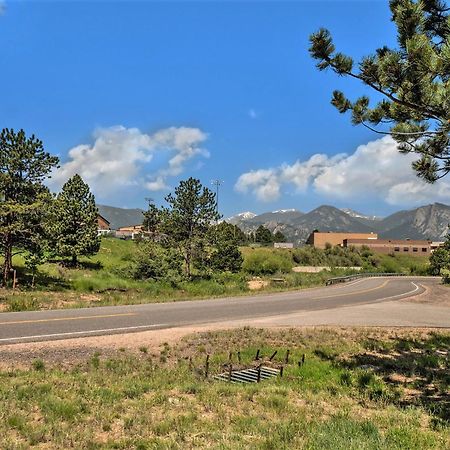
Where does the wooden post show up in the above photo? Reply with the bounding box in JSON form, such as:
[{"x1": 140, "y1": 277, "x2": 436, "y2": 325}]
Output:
[
  {"x1": 12, "y1": 270, "x2": 17, "y2": 290},
  {"x1": 302, "y1": 354, "x2": 305, "y2": 364},
  {"x1": 255, "y1": 349, "x2": 260, "y2": 361},
  {"x1": 237, "y1": 351, "x2": 241, "y2": 364},
  {"x1": 279, "y1": 365, "x2": 284, "y2": 378},
  {"x1": 269, "y1": 350, "x2": 278, "y2": 361},
  {"x1": 189, "y1": 356, "x2": 193, "y2": 370},
  {"x1": 228, "y1": 363, "x2": 233, "y2": 382},
  {"x1": 257, "y1": 364, "x2": 262, "y2": 383},
  {"x1": 205, "y1": 354, "x2": 210, "y2": 378},
  {"x1": 229, "y1": 352, "x2": 232, "y2": 363},
  {"x1": 285, "y1": 349, "x2": 290, "y2": 364}
]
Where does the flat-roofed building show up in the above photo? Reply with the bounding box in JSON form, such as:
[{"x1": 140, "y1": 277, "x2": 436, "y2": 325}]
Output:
[
  {"x1": 344, "y1": 238, "x2": 431, "y2": 256},
  {"x1": 306, "y1": 231, "x2": 378, "y2": 249}
]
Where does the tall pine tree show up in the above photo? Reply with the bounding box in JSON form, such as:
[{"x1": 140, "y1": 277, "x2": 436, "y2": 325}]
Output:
[
  {"x1": 309, "y1": 0, "x2": 450, "y2": 182},
  {"x1": 51, "y1": 174, "x2": 100, "y2": 265},
  {"x1": 160, "y1": 177, "x2": 220, "y2": 278},
  {"x1": 0, "y1": 128, "x2": 59, "y2": 286}
]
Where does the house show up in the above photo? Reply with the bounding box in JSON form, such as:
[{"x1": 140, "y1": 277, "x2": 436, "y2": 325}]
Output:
[
  {"x1": 344, "y1": 238, "x2": 431, "y2": 256},
  {"x1": 115, "y1": 225, "x2": 144, "y2": 240},
  {"x1": 97, "y1": 214, "x2": 111, "y2": 236},
  {"x1": 306, "y1": 231, "x2": 378, "y2": 249}
]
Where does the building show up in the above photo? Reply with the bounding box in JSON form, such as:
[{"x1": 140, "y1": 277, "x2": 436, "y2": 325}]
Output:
[
  {"x1": 344, "y1": 238, "x2": 431, "y2": 256},
  {"x1": 274, "y1": 242, "x2": 294, "y2": 249},
  {"x1": 97, "y1": 214, "x2": 111, "y2": 236},
  {"x1": 115, "y1": 225, "x2": 144, "y2": 239},
  {"x1": 306, "y1": 231, "x2": 378, "y2": 249}
]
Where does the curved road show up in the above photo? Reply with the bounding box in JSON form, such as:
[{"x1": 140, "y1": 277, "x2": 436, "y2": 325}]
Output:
[{"x1": 0, "y1": 277, "x2": 439, "y2": 345}]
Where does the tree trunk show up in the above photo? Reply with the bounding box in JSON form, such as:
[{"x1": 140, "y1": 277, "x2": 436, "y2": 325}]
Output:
[
  {"x1": 2, "y1": 234, "x2": 12, "y2": 287},
  {"x1": 71, "y1": 254, "x2": 78, "y2": 267}
]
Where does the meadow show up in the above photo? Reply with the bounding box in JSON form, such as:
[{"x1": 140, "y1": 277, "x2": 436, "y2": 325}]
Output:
[
  {"x1": 0, "y1": 238, "x2": 431, "y2": 312},
  {"x1": 0, "y1": 327, "x2": 448, "y2": 449}
]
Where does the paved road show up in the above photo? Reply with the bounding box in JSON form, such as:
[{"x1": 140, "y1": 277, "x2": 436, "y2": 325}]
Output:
[{"x1": 0, "y1": 277, "x2": 439, "y2": 345}]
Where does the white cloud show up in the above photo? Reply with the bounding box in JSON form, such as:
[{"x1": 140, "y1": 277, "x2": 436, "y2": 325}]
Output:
[
  {"x1": 235, "y1": 136, "x2": 450, "y2": 206},
  {"x1": 53, "y1": 125, "x2": 208, "y2": 196},
  {"x1": 0, "y1": 1, "x2": 6, "y2": 15}
]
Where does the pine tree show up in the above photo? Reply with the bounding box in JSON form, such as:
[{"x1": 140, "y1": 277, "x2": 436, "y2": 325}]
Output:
[
  {"x1": 309, "y1": 0, "x2": 450, "y2": 182},
  {"x1": 51, "y1": 174, "x2": 100, "y2": 265},
  {"x1": 274, "y1": 231, "x2": 287, "y2": 243},
  {"x1": 160, "y1": 177, "x2": 220, "y2": 278},
  {"x1": 0, "y1": 129, "x2": 59, "y2": 285},
  {"x1": 255, "y1": 225, "x2": 273, "y2": 245}
]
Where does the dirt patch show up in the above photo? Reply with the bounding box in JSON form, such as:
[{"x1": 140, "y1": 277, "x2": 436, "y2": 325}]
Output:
[
  {"x1": 404, "y1": 282, "x2": 450, "y2": 307},
  {"x1": 248, "y1": 278, "x2": 269, "y2": 290}
]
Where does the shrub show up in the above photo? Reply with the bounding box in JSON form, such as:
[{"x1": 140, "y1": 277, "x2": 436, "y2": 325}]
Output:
[
  {"x1": 242, "y1": 250, "x2": 292, "y2": 275},
  {"x1": 132, "y1": 241, "x2": 183, "y2": 281}
]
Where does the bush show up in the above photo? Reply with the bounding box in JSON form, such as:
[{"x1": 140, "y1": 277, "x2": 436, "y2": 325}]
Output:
[
  {"x1": 132, "y1": 241, "x2": 183, "y2": 281},
  {"x1": 242, "y1": 250, "x2": 292, "y2": 275}
]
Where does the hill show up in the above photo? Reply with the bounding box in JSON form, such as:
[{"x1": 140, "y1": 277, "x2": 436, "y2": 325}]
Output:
[{"x1": 97, "y1": 204, "x2": 144, "y2": 230}]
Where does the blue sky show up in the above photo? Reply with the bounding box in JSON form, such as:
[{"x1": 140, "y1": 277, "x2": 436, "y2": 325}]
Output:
[{"x1": 1, "y1": 1, "x2": 448, "y2": 217}]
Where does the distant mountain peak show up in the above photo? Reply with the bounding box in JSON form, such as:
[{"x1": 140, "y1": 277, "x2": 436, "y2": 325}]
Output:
[
  {"x1": 272, "y1": 209, "x2": 297, "y2": 213},
  {"x1": 341, "y1": 208, "x2": 382, "y2": 221}
]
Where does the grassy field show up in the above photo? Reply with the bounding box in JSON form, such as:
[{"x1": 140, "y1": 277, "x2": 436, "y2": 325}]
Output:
[
  {"x1": 0, "y1": 327, "x2": 448, "y2": 449},
  {"x1": 0, "y1": 238, "x2": 432, "y2": 312}
]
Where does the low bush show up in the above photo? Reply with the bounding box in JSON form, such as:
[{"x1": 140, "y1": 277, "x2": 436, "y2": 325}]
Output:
[{"x1": 242, "y1": 250, "x2": 292, "y2": 275}]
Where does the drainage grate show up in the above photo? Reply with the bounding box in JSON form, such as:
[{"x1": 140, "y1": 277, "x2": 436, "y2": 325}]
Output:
[{"x1": 214, "y1": 366, "x2": 280, "y2": 384}]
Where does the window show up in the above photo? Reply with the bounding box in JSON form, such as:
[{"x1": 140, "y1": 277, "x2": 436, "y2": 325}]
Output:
[
  {"x1": 403, "y1": 247, "x2": 409, "y2": 252},
  {"x1": 394, "y1": 247, "x2": 400, "y2": 252},
  {"x1": 422, "y1": 248, "x2": 428, "y2": 252},
  {"x1": 413, "y1": 248, "x2": 418, "y2": 252}
]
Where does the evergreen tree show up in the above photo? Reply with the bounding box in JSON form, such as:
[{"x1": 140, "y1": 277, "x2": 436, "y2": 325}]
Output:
[
  {"x1": 274, "y1": 230, "x2": 287, "y2": 242},
  {"x1": 142, "y1": 202, "x2": 161, "y2": 234},
  {"x1": 51, "y1": 174, "x2": 100, "y2": 265},
  {"x1": 160, "y1": 177, "x2": 220, "y2": 278},
  {"x1": 255, "y1": 225, "x2": 273, "y2": 245},
  {"x1": 309, "y1": 0, "x2": 450, "y2": 182},
  {"x1": 0, "y1": 129, "x2": 59, "y2": 285},
  {"x1": 209, "y1": 222, "x2": 244, "y2": 272}
]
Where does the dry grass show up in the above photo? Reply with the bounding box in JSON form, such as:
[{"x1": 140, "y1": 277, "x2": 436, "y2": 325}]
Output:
[{"x1": 0, "y1": 327, "x2": 448, "y2": 449}]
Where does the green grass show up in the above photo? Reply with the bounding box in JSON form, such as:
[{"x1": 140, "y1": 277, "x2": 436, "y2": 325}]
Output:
[
  {"x1": 0, "y1": 328, "x2": 448, "y2": 449},
  {"x1": 0, "y1": 239, "x2": 433, "y2": 312}
]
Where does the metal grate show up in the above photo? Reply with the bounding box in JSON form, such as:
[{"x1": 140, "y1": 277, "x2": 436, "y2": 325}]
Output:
[{"x1": 214, "y1": 366, "x2": 280, "y2": 384}]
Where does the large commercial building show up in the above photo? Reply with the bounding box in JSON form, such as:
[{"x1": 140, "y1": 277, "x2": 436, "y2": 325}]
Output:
[
  {"x1": 344, "y1": 238, "x2": 431, "y2": 256},
  {"x1": 306, "y1": 231, "x2": 378, "y2": 249}
]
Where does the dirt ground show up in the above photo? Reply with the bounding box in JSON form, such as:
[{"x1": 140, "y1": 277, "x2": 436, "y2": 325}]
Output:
[{"x1": 401, "y1": 282, "x2": 450, "y2": 307}]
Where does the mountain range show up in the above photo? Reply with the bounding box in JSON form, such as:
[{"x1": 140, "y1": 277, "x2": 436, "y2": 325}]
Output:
[
  {"x1": 97, "y1": 202, "x2": 450, "y2": 245},
  {"x1": 226, "y1": 203, "x2": 450, "y2": 244}
]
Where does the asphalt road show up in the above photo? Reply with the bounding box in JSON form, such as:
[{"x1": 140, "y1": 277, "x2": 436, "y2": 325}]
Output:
[{"x1": 0, "y1": 276, "x2": 438, "y2": 345}]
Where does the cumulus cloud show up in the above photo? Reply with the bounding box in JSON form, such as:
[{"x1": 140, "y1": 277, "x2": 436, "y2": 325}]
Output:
[
  {"x1": 235, "y1": 136, "x2": 450, "y2": 206},
  {"x1": 53, "y1": 125, "x2": 208, "y2": 196}
]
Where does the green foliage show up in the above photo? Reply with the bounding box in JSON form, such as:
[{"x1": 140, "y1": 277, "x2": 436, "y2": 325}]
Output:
[
  {"x1": 208, "y1": 222, "x2": 244, "y2": 273},
  {"x1": 242, "y1": 249, "x2": 292, "y2": 275},
  {"x1": 132, "y1": 241, "x2": 183, "y2": 282},
  {"x1": 160, "y1": 177, "x2": 220, "y2": 278},
  {"x1": 255, "y1": 225, "x2": 274, "y2": 245},
  {"x1": 0, "y1": 128, "x2": 59, "y2": 285},
  {"x1": 429, "y1": 229, "x2": 450, "y2": 279},
  {"x1": 50, "y1": 174, "x2": 100, "y2": 265},
  {"x1": 309, "y1": 0, "x2": 450, "y2": 182},
  {"x1": 274, "y1": 230, "x2": 287, "y2": 242}
]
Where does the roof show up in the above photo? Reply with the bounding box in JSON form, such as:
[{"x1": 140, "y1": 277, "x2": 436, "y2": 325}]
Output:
[{"x1": 97, "y1": 213, "x2": 110, "y2": 225}]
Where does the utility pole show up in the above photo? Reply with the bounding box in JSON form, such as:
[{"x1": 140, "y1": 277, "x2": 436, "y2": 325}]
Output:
[{"x1": 211, "y1": 180, "x2": 223, "y2": 219}]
